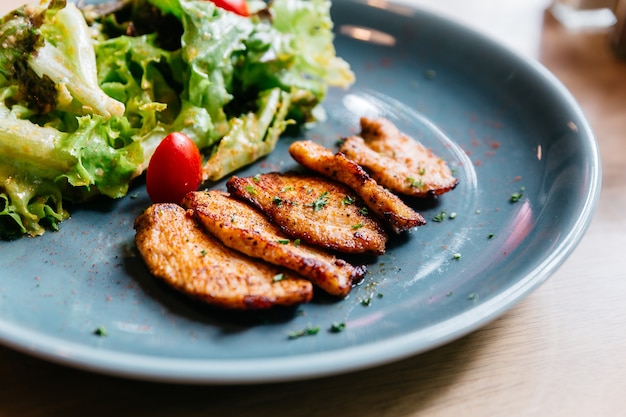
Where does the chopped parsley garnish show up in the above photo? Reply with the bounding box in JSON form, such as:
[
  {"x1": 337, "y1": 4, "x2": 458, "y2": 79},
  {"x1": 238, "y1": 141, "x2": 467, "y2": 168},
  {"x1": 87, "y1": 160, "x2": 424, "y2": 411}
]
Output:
[
  {"x1": 351, "y1": 223, "x2": 364, "y2": 230},
  {"x1": 245, "y1": 185, "x2": 257, "y2": 195},
  {"x1": 407, "y1": 177, "x2": 424, "y2": 188},
  {"x1": 359, "y1": 207, "x2": 368, "y2": 215},
  {"x1": 510, "y1": 186, "x2": 525, "y2": 203},
  {"x1": 288, "y1": 325, "x2": 320, "y2": 339},
  {"x1": 329, "y1": 322, "x2": 346, "y2": 333},
  {"x1": 273, "y1": 273, "x2": 286, "y2": 282},
  {"x1": 280, "y1": 186, "x2": 293, "y2": 192},
  {"x1": 432, "y1": 211, "x2": 447, "y2": 222},
  {"x1": 93, "y1": 326, "x2": 107, "y2": 337},
  {"x1": 449, "y1": 212, "x2": 457, "y2": 219},
  {"x1": 360, "y1": 297, "x2": 372, "y2": 306},
  {"x1": 488, "y1": 233, "x2": 495, "y2": 239},
  {"x1": 293, "y1": 239, "x2": 301, "y2": 247},
  {"x1": 272, "y1": 196, "x2": 284, "y2": 207},
  {"x1": 452, "y1": 253, "x2": 461, "y2": 260},
  {"x1": 253, "y1": 174, "x2": 261, "y2": 182},
  {"x1": 307, "y1": 191, "x2": 330, "y2": 212},
  {"x1": 200, "y1": 249, "x2": 207, "y2": 257},
  {"x1": 418, "y1": 167, "x2": 426, "y2": 175},
  {"x1": 342, "y1": 195, "x2": 355, "y2": 205},
  {"x1": 276, "y1": 239, "x2": 290, "y2": 245}
]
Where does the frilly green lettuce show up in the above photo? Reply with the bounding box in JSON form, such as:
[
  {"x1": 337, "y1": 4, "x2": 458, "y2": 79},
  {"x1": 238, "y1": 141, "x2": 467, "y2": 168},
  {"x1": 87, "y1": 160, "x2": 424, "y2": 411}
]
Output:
[{"x1": 0, "y1": 0, "x2": 353, "y2": 238}]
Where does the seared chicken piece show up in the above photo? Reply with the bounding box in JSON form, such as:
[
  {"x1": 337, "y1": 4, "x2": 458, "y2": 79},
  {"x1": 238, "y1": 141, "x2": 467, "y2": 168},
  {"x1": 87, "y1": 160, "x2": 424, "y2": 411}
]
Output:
[
  {"x1": 182, "y1": 190, "x2": 365, "y2": 297},
  {"x1": 227, "y1": 173, "x2": 387, "y2": 255},
  {"x1": 289, "y1": 140, "x2": 425, "y2": 234},
  {"x1": 134, "y1": 203, "x2": 313, "y2": 310},
  {"x1": 339, "y1": 117, "x2": 458, "y2": 198}
]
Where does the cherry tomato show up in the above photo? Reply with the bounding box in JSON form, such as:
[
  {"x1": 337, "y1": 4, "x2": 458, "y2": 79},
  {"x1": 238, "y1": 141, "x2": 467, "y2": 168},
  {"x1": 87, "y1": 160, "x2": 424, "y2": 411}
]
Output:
[
  {"x1": 146, "y1": 132, "x2": 203, "y2": 204},
  {"x1": 208, "y1": 0, "x2": 249, "y2": 16}
]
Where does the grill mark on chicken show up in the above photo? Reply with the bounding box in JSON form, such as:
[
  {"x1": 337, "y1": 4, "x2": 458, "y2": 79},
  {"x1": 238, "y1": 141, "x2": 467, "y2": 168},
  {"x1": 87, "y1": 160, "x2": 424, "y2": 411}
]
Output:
[
  {"x1": 339, "y1": 117, "x2": 459, "y2": 198},
  {"x1": 288, "y1": 140, "x2": 425, "y2": 234},
  {"x1": 182, "y1": 190, "x2": 365, "y2": 297},
  {"x1": 226, "y1": 172, "x2": 387, "y2": 255},
  {"x1": 134, "y1": 203, "x2": 313, "y2": 310}
]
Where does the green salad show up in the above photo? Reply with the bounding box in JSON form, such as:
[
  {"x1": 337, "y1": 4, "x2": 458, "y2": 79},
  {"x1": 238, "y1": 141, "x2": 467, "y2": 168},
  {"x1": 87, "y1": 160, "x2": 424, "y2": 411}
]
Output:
[{"x1": 0, "y1": 0, "x2": 354, "y2": 238}]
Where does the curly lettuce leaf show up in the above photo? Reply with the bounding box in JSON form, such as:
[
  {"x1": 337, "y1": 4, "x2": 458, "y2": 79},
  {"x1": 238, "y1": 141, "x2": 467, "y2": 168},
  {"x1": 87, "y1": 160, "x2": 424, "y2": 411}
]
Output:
[
  {"x1": 33, "y1": 3, "x2": 125, "y2": 117},
  {"x1": 203, "y1": 87, "x2": 292, "y2": 181},
  {"x1": 271, "y1": 0, "x2": 354, "y2": 88},
  {"x1": 0, "y1": 112, "x2": 146, "y2": 237},
  {"x1": 235, "y1": 0, "x2": 354, "y2": 122},
  {"x1": 177, "y1": 0, "x2": 254, "y2": 140}
]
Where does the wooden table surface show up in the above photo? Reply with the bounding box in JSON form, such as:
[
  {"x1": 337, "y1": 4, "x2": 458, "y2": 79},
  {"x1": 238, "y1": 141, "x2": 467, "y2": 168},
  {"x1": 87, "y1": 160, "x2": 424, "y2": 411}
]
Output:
[{"x1": 1, "y1": 0, "x2": 625, "y2": 415}]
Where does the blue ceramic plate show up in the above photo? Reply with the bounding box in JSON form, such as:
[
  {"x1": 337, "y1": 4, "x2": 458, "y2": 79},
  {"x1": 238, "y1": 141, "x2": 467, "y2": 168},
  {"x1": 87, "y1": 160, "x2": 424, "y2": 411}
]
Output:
[{"x1": 0, "y1": 0, "x2": 600, "y2": 383}]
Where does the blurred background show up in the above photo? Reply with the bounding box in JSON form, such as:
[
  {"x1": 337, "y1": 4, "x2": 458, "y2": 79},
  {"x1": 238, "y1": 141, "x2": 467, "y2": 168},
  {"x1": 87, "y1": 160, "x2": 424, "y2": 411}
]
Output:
[{"x1": 0, "y1": 1, "x2": 624, "y2": 416}]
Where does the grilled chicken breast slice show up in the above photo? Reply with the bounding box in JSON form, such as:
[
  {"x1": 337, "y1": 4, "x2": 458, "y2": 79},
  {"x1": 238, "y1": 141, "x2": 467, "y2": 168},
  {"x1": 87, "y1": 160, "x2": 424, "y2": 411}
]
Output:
[
  {"x1": 134, "y1": 203, "x2": 313, "y2": 310},
  {"x1": 289, "y1": 140, "x2": 426, "y2": 234},
  {"x1": 182, "y1": 190, "x2": 365, "y2": 297},
  {"x1": 339, "y1": 117, "x2": 458, "y2": 197},
  {"x1": 227, "y1": 172, "x2": 387, "y2": 255}
]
